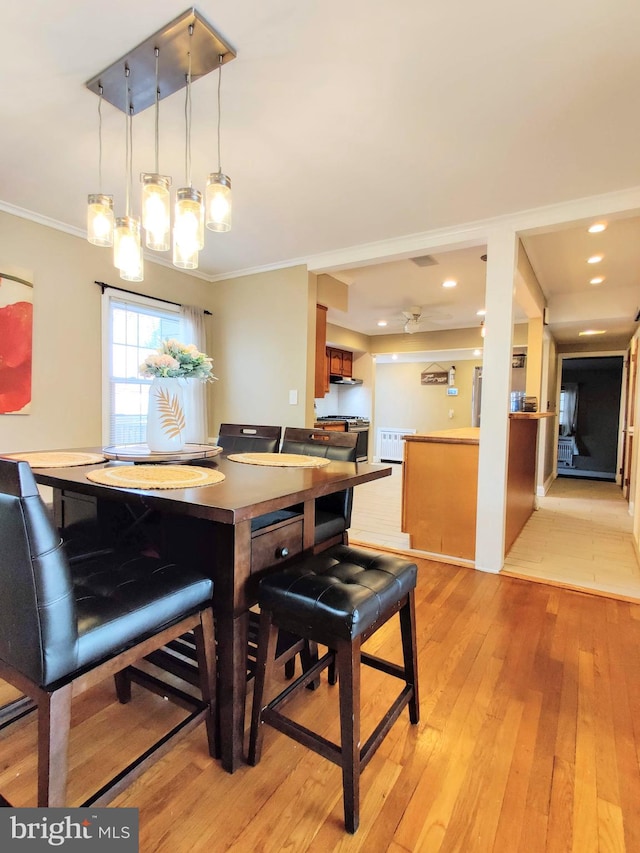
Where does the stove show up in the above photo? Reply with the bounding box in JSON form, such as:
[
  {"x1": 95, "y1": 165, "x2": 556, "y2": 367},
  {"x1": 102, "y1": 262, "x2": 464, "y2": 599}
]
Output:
[
  {"x1": 318, "y1": 415, "x2": 370, "y2": 426},
  {"x1": 316, "y1": 416, "x2": 370, "y2": 460}
]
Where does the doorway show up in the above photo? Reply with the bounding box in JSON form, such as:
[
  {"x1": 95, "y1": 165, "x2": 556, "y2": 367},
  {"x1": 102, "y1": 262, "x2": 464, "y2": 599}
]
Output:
[{"x1": 557, "y1": 355, "x2": 624, "y2": 481}]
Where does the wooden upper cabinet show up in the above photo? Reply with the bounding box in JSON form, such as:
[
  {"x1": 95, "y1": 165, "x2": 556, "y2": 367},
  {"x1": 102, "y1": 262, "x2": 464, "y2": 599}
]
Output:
[
  {"x1": 327, "y1": 347, "x2": 353, "y2": 378},
  {"x1": 314, "y1": 304, "x2": 328, "y2": 398},
  {"x1": 329, "y1": 348, "x2": 342, "y2": 375}
]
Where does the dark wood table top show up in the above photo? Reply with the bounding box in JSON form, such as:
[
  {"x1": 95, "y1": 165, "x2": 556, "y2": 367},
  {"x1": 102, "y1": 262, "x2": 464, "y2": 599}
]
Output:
[{"x1": 30, "y1": 447, "x2": 392, "y2": 525}]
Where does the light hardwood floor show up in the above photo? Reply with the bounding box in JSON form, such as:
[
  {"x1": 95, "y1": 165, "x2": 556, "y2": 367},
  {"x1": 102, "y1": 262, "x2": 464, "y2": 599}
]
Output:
[
  {"x1": 350, "y1": 464, "x2": 640, "y2": 601},
  {"x1": 1, "y1": 557, "x2": 640, "y2": 851}
]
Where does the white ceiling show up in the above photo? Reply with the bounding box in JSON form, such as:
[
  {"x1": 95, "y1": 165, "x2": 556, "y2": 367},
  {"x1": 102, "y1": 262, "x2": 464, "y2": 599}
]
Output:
[
  {"x1": 324, "y1": 216, "x2": 640, "y2": 349},
  {"x1": 2, "y1": 1, "x2": 640, "y2": 348}
]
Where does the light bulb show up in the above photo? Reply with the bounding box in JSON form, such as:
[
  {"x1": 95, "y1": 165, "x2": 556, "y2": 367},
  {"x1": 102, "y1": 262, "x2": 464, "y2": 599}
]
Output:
[
  {"x1": 87, "y1": 194, "x2": 114, "y2": 247},
  {"x1": 173, "y1": 188, "x2": 203, "y2": 268},
  {"x1": 114, "y1": 216, "x2": 142, "y2": 278},
  {"x1": 205, "y1": 173, "x2": 232, "y2": 232},
  {"x1": 141, "y1": 174, "x2": 171, "y2": 251}
]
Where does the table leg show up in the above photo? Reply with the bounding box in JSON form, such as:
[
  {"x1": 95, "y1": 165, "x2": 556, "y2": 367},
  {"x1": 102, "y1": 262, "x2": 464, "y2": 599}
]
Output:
[
  {"x1": 216, "y1": 609, "x2": 249, "y2": 773},
  {"x1": 214, "y1": 519, "x2": 252, "y2": 773}
]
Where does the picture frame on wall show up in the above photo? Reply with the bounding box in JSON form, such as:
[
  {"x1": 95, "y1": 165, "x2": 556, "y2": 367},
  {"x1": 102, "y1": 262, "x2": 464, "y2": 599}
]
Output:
[{"x1": 0, "y1": 271, "x2": 33, "y2": 415}]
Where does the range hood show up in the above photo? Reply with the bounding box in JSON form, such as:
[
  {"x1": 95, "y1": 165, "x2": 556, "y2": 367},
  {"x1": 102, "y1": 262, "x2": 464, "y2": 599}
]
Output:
[{"x1": 329, "y1": 375, "x2": 363, "y2": 386}]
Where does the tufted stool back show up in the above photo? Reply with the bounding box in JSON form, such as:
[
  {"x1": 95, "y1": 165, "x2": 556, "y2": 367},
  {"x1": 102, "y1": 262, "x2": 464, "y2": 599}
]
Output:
[
  {"x1": 217, "y1": 423, "x2": 282, "y2": 454},
  {"x1": 0, "y1": 458, "x2": 214, "y2": 688},
  {"x1": 0, "y1": 458, "x2": 77, "y2": 686},
  {"x1": 0, "y1": 457, "x2": 217, "y2": 807},
  {"x1": 281, "y1": 428, "x2": 359, "y2": 549}
]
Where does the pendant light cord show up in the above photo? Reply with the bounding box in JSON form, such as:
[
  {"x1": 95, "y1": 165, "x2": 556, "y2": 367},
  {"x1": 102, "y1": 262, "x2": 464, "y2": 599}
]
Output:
[
  {"x1": 97, "y1": 85, "x2": 104, "y2": 192},
  {"x1": 185, "y1": 25, "x2": 193, "y2": 187},
  {"x1": 124, "y1": 65, "x2": 131, "y2": 216},
  {"x1": 217, "y1": 55, "x2": 222, "y2": 173},
  {"x1": 154, "y1": 48, "x2": 160, "y2": 174}
]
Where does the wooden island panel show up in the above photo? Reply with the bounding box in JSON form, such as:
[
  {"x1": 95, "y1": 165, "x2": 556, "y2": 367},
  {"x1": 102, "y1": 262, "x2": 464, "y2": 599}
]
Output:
[
  {"x1": 402, "y1": 416, "x2": 549, "y2": 564},
  {"x1": 402, "y1": 429, "x2": 479, "y2": 560},
  {"x1": 504, "y1": 416, "x2": 538, "y2": 554}
]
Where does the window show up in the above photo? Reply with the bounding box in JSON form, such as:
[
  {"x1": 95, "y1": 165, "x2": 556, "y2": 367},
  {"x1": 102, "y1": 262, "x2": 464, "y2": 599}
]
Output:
[{"x1": 102, "y1": 290, "x2": 181, "y2": 445}]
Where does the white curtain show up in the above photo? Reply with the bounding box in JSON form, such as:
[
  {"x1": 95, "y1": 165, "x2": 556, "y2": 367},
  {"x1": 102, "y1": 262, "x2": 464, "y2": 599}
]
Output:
[
  {"x1": 180, "y1": 304, "x2": 209, "y2": 443},
  {"x1": 559, "y1": 383, "x2": 578, "y2": 437}
]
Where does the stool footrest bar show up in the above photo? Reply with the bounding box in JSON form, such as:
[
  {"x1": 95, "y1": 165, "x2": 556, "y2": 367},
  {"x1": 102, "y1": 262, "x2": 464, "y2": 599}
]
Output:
[
  {"x1": 262, "y1": 707, "x2": 342, "y2": 765},
  {"x1": 361, "y1": 685, "x2": 414, "y2": 770}
]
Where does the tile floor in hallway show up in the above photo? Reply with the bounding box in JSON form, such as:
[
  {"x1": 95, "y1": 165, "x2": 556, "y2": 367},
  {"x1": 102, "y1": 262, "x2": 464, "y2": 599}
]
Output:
[{"x1": 350, "y1": 463, "x2": 640, "y2": 601}]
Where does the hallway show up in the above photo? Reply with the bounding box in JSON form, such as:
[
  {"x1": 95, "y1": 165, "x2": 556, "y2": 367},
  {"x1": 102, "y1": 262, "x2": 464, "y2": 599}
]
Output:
[{"x1": 350, "y1": 465, "x2": 640, "y2": 601}]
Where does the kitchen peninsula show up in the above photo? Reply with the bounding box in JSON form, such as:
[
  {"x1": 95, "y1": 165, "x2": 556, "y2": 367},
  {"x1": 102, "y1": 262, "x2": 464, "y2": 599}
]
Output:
[{"x1": 401, "y1": 413, "x2": 554, "y2": 563}]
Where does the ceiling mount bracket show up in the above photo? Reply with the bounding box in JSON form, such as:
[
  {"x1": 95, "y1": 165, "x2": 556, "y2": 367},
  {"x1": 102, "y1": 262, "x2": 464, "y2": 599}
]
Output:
[{"x1": 85, "y1": 7, "x2": 236, "y2": 115}]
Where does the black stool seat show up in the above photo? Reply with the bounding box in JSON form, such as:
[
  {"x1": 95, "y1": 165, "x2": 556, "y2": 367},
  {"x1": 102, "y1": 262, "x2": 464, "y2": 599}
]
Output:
[
  {"x1": 260, "y1": 545, "x2": 417, "y2": 640},
  {"x1": 249, "y1": 544, "x2": 419, "y2": 834}
]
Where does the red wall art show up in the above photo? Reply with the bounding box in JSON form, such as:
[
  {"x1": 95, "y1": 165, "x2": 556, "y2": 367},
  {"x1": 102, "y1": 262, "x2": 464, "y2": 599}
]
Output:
[{"x1": 0, "y1": 272, "x2": 33, "y2": 414}]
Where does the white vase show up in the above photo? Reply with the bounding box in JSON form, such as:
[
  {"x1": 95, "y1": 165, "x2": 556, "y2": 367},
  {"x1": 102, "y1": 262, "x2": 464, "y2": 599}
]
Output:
[{"x1": 146, "y1": 377, "x2": 187, "y2": 452}]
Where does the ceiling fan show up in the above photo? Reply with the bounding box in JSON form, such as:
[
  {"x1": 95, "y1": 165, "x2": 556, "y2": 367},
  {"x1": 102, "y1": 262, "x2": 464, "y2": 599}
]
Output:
[
  {"x1": 401, "y1": 307, "x2": 424, "y2": 334},
  {"x1": 398, "y1": 305, "x2": 454, "y2": 333}
]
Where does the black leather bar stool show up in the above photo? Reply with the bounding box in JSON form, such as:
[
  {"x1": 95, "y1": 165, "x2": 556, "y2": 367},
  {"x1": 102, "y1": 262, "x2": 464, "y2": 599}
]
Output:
[
  {"x1": 248, "y1": 544, "x2": 419, "y2": 833},
  {"x1": 0, "y1": 457, "x2": 217, "y2": 807}
]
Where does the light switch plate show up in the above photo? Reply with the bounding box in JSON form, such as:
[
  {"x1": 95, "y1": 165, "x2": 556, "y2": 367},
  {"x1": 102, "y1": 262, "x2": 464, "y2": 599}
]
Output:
[{"x1": 289, "y1": 390, "x2": 298, "y2": 405}]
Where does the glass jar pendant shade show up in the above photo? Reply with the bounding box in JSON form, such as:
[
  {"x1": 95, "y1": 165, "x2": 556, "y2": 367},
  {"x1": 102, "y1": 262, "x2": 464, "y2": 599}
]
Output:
[
  {"x1": 141, "y1": 173, "x2": 171, "y2": 250},
  {"x1": 205, "y1": 173, "x2": 231, "y2": 232},
  {"x1": 114, "y1": 215, "x2": 142, "y2": 276},
  {"x1": 87, "y1": 193, "x2": 114, "y2": 246},
  {"x1": 120, "y1": 240, "x2": 144, "y2": 282},
  {"x1": 173, "y1": 188, "x2": 202, "y2": 269}
]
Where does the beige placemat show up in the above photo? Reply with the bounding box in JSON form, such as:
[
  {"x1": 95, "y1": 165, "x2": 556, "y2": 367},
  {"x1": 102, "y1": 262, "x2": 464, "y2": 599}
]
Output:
[
  {"x1": 4, "y1": 451, "x2": 106, "y2": 468},
  {"x1": 86, "y1": 465, "x2": 225, "y2": 490},
  {"x1": 227, "y1": 452, "x2": 332, "y2": 468}
]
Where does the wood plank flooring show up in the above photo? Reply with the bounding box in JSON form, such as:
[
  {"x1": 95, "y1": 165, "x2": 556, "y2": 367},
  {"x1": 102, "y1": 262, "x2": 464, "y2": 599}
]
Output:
[
  {"x1": 1, "y1": 558, "x2": 640, "y2": 851},
  {"x1": 350, "y1": 464, "x2": 640, "y2": 600}
]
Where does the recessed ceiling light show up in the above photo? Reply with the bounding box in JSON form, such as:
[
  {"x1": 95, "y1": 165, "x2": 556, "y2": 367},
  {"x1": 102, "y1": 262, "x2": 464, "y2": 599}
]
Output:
[
  {"x1": 391, "y1": 353, "x2": 398, "y2": 360},
  {"x1": 473, "y1": 349, "x2": 482, "y2": 356},
  {"x1": 442, "y1": 279, "x2": 457, "y2": 288},
  {"x1": 377, "y1": 320, "x2": 387, "y2": 327},
  {"x1": 476, "y1": 309, "x2": 486, "y2": 316},
  {"x1": 590, "y1": 277, "x2": 604, "y2": 285},
  {"x1": 579, "y1": 329, "x2": 606, "y2": 336},
  {"x1": 587, "y1": 255, "x2": 603, "y2": 264},
  {"x1": 588, "y1": 222, "x2": 607, "y2": 233}
]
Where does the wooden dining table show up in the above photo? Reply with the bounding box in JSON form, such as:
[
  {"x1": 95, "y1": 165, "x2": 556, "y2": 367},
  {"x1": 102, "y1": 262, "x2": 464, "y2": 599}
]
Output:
[{"x1": 30, "y1": 447, "x2": 392, "y2": 773}]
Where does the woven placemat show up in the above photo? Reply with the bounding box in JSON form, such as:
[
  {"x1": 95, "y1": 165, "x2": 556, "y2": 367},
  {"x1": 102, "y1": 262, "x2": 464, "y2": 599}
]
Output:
[
  {"x1": 4, "y1": 451, "x2": 106, "y2": 468},
  {"x1": 86, "y1": 465, "x2": 225, "y2": 490},
  {"x1": 227, "y1": 452, "x2": 332, "y2": 468}
]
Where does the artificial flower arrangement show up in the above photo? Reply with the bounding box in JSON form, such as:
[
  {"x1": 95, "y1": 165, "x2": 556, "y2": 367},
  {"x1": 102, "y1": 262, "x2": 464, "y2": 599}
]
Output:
[{"x1": 139, "y1": 339, "x2": 216, "y2": 382}]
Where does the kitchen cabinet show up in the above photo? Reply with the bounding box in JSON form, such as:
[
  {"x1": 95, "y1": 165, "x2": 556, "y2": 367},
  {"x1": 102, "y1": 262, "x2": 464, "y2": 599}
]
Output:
[
  {"x1": 327, "y1": 347, "x2": 353, "y2": 378},
  {"x1": 315, "y1": 304, "x2": 328, "y2": 398}
]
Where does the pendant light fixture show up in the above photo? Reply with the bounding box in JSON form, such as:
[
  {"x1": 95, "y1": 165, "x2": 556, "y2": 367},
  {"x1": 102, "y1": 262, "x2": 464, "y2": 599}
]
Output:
[
  {"x1": 140, "y1": 48, "x2": 171, "y2": 251},
  {"x1": 114, "y1": 66, "x2": 144, "y2": 282},
  {"x1": 173, "y1": 27, "x2": 203, "y2": 270},
  {"x1": 87, "y1": 85, "x2": 114, "y2": 246},
  {"x1": 205, "y1": 54, "x2": 232, "y2": 232},
  {"x1": 85, "y1": 9, "x2": 236, "y2": 276}
]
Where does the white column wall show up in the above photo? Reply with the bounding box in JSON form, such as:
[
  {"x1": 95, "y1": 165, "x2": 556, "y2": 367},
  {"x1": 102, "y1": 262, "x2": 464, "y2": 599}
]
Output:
[{"x1": 475, "y1": 226, "x2": 518, "y2": 572}]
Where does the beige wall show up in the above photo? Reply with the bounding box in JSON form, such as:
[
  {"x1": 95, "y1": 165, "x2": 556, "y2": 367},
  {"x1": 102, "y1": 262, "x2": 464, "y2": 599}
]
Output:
[
  {"x1": 326, "y1": 322, "x2": 370, "y2": 354},
  {"x1": 374, "y1": 359, "x2": 482, "y2": 437},
  {"x1": 0, "y1": 211, "x2": 211, "y2": 453},
  {"x1": 207, "y1": 265, "x2": 311, "y2": 435},
  {"x1": 369, "y1": 323, "x2": 528, "y2": 355}
]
